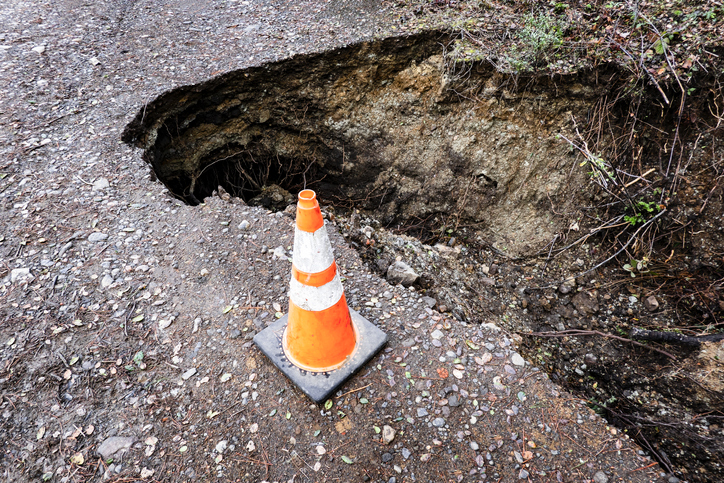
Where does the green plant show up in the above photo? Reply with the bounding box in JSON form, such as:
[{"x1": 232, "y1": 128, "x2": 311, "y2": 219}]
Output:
[
  {"x1": 505, "y1": 12, "x2": 565, "y2": 72},
  {"x1": 623, "y1": 256, "x2": 649, "y2": 277},
  {"x1": 624, "y1": 199, "x2": 662, "y2": 226}
]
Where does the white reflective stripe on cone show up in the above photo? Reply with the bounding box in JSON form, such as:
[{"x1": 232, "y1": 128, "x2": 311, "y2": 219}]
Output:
[
  {"x1": 289, "y1": 273, "x2": 344, "y2": 312},
  {"x1": 292, "y1": 224, "x2": 335, "y2": 274}
]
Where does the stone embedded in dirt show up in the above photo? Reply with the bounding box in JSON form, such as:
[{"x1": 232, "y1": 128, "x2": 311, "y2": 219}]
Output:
[
  {"x1": 101, "y1": 274, "x2": 113, "y2": 288},
  {"x1": 181, "y1": 368, "x2": 196, "y2": 380},
  {"x1": 644, "y1": 295, "x2": 659, "y2": 312},
  {"x1": 558, "y1": 277, "x2": 576, "y2": 294},
  {"x1": 421, "y1": 296, "x2": 437, "y2": 308},
  {"x1": 593, "y1": 471, "x2": 609, "y2": 483},
  {"x1": 571, "y1": 291, "x2": 599, "y2": 316},
  {"x1": 92, "y1": 178, "x2": 110, "y2": 191},
  {"x1": 10, "y1": 268, "x2": 33, "y2": 284},
  {"x1": 97, "y1": 436, "x2": 134, "y2": 460},
  {"x1": 386, "y1": 261, "x2": 418, "y2": 287},
  {"x1": 432, "y1": 418, "x2": 445, "y2": 428},
  {"x1": 32, "y1": 45, "x2": 45, "y2": 54},
  {"x1": 88, "y1": 232, "x2": 108, "y2": 243},
  {"x1": 510, "y1": 352, "x2": 525, "y2": 367},
  {"x1": 382, "y1": 425, "x2": 395, "y2": 444},
  {"x1": 239, "y1": 220, "x2": 251, "y2": 230},
  {"x1": 215, "y1": 440, "x2": 228, "y2": 454},
  {"x1": 272, "y1": 246, "x2": 288, "y2": 260}
]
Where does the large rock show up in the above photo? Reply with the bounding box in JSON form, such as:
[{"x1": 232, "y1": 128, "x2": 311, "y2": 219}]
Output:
[{"x1": 386, "y1": 261, "x2": 418, "y2": 287}]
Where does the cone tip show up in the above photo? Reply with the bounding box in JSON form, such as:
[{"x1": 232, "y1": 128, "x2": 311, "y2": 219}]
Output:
[{"x1": 298, "y1": 189, "x2": 317, "y2": 209}]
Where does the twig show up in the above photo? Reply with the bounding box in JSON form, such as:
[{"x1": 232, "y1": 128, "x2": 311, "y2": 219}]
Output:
[
  {"x1": 337, "y1": 383, "x2": 372, "y2": 398},
  {"x1": 624, "y1": 167, "x2": 656, "y2": 188}
]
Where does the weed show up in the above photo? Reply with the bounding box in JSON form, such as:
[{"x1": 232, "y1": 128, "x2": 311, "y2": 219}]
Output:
[
  {"x1": 623, "y1": 256, "x2": 649, "y2": 277},
  {"x1": 503, "y1": 12, "x2": 565, "y2": 72}
]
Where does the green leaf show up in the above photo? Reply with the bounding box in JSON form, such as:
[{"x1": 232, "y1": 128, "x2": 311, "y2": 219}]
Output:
[
  {"x1": 314, "y1": 430, "x2": 321, "y2": 437},
  {"x1": 465, "y1": 340, "x2": 480, "y2": 350},
  {"x1": 337, "y1": 411, "x2": 346, "y2": 418},
  {"x1": 373, "y1": 426, "x2": 381, "y2": 434},
  {"x1": 69, "y1": 356, "x2": 79, "y2": 366},
  {"x1": 286, "y1": 411, "x2": 291, "y2": 420},
  {"x1": 222, "y1": 305, "x2": 233, "y2": 314},
  {"x1": 359, "y1": 398, "x2": 369, "y2": 404},
  {"x1": 269, "y1": 409, "x2": 277, "y2": 417},
  {"x1": 324, "y1": 399, "x2": 333, "y2": 410},
  {"x1": 131, "y1": 314, "x2": 144, "y2": 323},
  {"x1": 133, "y1": 351, "x2": 144, "y2": 365},
  {"x1": 653, "y1": 38, "x2": 666, "y2": 55},
  {"x1": 341, "y1": 455, "x2": 354, "y2": 464}
]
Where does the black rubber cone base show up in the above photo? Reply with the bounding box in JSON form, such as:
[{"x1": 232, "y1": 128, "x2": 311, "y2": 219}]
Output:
[{"x1": 253, "y1": 309, "x2": 387, "y2": 403}]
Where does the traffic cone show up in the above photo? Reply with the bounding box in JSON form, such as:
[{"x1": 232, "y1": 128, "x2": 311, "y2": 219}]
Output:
[{"x1": 254, "y1": 190, "x2": 387, "y2": 403}]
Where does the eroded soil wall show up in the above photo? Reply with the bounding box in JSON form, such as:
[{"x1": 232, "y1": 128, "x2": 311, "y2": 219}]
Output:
[{"x1": 123, "y1": 33, "x2": 603, "y2": 256}]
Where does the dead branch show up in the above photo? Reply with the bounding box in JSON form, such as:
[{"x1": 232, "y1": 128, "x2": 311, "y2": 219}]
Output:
[{"x1": 629, "y1": 328, "x2": 724, "y2": 348}]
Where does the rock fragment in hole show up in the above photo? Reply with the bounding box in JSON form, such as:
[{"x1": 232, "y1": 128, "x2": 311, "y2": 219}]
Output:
[
  {"x1": 386, "y1": 261, "x2": 418, "y2": 287},
  {"x1": 644, "y1": 295, "x2": 659, "y2": 312}
]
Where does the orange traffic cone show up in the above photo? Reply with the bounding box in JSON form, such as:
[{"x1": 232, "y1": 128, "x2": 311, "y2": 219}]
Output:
[
  {"x1": 283, "y1": 189, "x2": 356, "y2": 371},
  {"x1": 254, "y1": 190, "x2": 387, "y2": 402}
]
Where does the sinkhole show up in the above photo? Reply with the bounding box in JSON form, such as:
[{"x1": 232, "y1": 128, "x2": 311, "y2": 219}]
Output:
[
  {"x1": 122, "y1": 32, "x2": 599, "y2": 255},
  {"x1": 121, "y1": 32, "x2": 724, "y2": 480}
]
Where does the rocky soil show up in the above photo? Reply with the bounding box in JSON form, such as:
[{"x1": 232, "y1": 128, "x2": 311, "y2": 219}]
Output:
[{"x1": 0, "y1": 0, "x2": 720, "y2": 483}]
